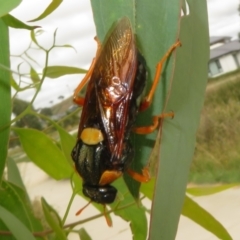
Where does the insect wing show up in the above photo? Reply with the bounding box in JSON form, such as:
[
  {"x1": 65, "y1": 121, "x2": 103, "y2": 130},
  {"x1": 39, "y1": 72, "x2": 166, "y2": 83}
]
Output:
[
  {"x1": 95, "y1": 18, "x2": 137, "y2": 159},
  {"x1": 79, "y1": 18, "x2": 138, "y2": 161}
]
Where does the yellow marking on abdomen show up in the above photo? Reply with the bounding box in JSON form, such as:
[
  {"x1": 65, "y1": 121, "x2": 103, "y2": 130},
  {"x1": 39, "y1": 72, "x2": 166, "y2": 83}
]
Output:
[{"x1": 80, "y1": 128, "x2": 104, "y2": 145}]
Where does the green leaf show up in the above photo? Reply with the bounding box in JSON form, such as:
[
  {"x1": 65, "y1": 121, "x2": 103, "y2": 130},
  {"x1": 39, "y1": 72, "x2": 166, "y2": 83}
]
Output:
[
  {"x1": 142, "y1": 181, "x2": 233, "y2": 240},
  {"x1": 78, "y1": 228, "x2": 92, "y2": 240},
  {"x1": 44, "y1": 66, "x2": 87, "y2": 79},
  {"x1": 0, "y1": 19, "x2": 11, "y2": 181},
  {"x1": 30, "y1": 67, "x2": 41, "y2": 84},
  {"x1": 147, "y1": 1, "x2": 209, "y2": 239},
  {"x1": 28, "y1": 0, "x2": 63, "y2": 22},
  {"x1": 2, "y1": 14, "x2": 40, "y2": 30},
  {"x1": 35, "y1": 117, "x2": 76, "y2": 167},
  {"x1": 182, "y1": 196, "x2": 232, "y2": 240},
  {"x1": 55, "y1": 44, "x2": 77, "y2": 53},
  {"x1": 10, "y1": 74, "x2": 20, "y2": 91},
  {"x1": 14, "y1": 128, "x2": 73, "y2": 180},
  {"x1": 41, "y1": 198, "x2": 66, "y2": 240},
  {"x1": 0, "y1": 206, "x2": 36, "y2": 240},
  {"x1": 0, "y1": 181, "x2": 43, "y2": 235},
  {"x1": 187, "y1": 184, "x2": 239, "y2": 196},
  {"x1": 30, "y1": 29, "x2": 39, "y2": 47},
  {"x1": 0, "y1": 0, "x2": 21, "y2": 17},
  {"x1": 56, "y1": 124, "x2": 76, "y2": 167},
  {"x1": 112, "y1": 179, "x2": 148, "y2": 240},
  {"x1": 7, "y1": 157, "x2": 25, "y2": 190},
  {"x1": 140, "y1": 178, "x2": 155, "y2": 200}
]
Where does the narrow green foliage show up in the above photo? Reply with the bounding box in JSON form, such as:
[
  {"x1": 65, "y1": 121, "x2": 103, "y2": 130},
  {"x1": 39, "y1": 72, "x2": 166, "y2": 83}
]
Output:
[
  {"x1": 78, "y1": 228, "x2": 92, "y2": 240},
  {"x1": 2, "y1": 14, "x2": 40, "y2": 30},
  {"x1": 182, "y1": 196, "x2": 232, "y2": 240},
  {"x1": 14, "y1": 128, "x2": 73, "y2": 180},
  {"x1": 0, "y1": 206, "x2": 36, "y2": 240},
  {"x1": 41, "y1": 198, "x2": 66, "y2": 240},
  {"x1": 0, "y1": 0, "x2": 21, "y2": 17},
  {"x1": 7, "y1": 157, "x2": 25, "y2": 190},
  {"x1": 0, "y1": 19, "x2": 11, "y2": 181},
  {"x1": 28, "y1": 0, "x2": 63, "y2": 22},
  {"x1": 44, "y1": 66, "x2": 87, "y2": 78}
]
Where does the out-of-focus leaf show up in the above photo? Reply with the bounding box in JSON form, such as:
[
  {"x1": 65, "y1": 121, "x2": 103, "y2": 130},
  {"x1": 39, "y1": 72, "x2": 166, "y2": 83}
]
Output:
[
  {"x1": 30, "y1": 30, "x2": 39, "y2": 47},
  {"x1": 2, "y1": 14, "x2": 40, "y2": 30},
  {"x1": 10, "y1": 74, "x2": 20, "y2": 91},
  {"x1": 0, "y1": 19, "x2": 11, "y2": 181},
  {"x1": 140, "y1": 178, "x2": 155, "y2": 200},
  {"x1": 78, "y1": 228, "x2": 92, "y2": 240},
  {"x1": 182, "y1": 196, "x2": 232, "y2": 240},
  {"x1": 14, "y1": 128, "x2": 73, "y2": 180},
  {"x1": 28, "y1": 0, "x2": 63, "y2": 22},
  {"x1": 187, "y1": 184, "x2": 239, "y2": 196},
  {"x1": 55, "y1": 124, "x2": 75, "y2": 166},
  {"x1": 44, "y1": 66, "x2": 86, "y2": 78},
  {"x1": 7, "y1": 157, "x2": 25, "y2": 190},
  {"x1": 0, "y1": 0, "x2": 21, "y2": 17},
  {"x1": 0, "y1": 181, "x2": 43, "y2": 235},
  {"x1": 55, "y1": 44, "x2": 77, "y2": 53},
  {"x1": 30, "y1": 67, "x2": 40, "y2": 84},
  {"x1": 0, "y1": 206, "x2": 35, "y2": 240},
  {"x1": 41, "y1": 198, "x2": 66, "y2": 240}
]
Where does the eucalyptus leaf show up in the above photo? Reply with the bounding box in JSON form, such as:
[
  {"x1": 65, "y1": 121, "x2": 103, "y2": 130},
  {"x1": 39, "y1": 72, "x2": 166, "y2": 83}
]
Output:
[
  {"x1": 0, "y1": 206, "x2": 35, "y2": 240},
  {"x1": 0, "y1": 0, "x2": 21, "y2": 18},
  {"x1": 0, "y1": 181, "x2": 43, "y2": 235},
  {"x1": 182, "y1": 196, "x2": 232, "y2": 240},
  {"x1": 78, "y1": 228, "x2": 92, "y2": 240},
  {"x1": 41, "y1": 198, "x2": 66, "y2": 240},
  {"x1": 112, "y1": 179, "x2": 147, "y2": 240},
  {"x1": 0, "y1": 19, "x2": 11, "y2": 181},
  {"x1": 30, "y1": 67, "x2": 41, "y2": 83},
  {"x1": 44, "y1": 66, "x2": 87, "y2": 78},
  {"x1": 7, "y1": 157, "x2": 25, "y2": 190},
  {"x1": 2, "y1": 14, "x2": 40, "y2": 30},
  {"x1": 14, "y1": 128, "x2": 73, "y2": 180},
  {"x1": 28, "y1": 0, "x2": 63, "y2": 22},
  {"x1": 187, "y1": 184, "x2": 239, "y2": 197}
]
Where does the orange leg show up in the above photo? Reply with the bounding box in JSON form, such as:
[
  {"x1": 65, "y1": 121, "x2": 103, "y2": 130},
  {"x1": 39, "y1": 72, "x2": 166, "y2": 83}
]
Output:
[
  {"x1": 130, "y1": 112, "x2": 174, "y2": 182},
  {"x1": 139, "y1": 40, "x2": 181, "y2": 112},
  {"x1": 73, "y1": 37, "x2": 102, "y2": 106},
  {"x1": 127, "y1": 166, "x2": 150, "y2": 183},
  {"x1": 133, "y1": 112, "x2": 174, "y2": 134}
]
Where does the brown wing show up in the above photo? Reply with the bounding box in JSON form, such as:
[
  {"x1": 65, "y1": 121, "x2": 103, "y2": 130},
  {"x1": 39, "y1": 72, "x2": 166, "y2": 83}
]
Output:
[{"x1": 79, "y1": 18, "x2": 137, "y2": 160}]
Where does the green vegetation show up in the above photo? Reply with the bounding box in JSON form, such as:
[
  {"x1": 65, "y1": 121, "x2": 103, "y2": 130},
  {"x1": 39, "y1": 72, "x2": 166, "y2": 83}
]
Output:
[{"x1": 190, "y1": 71, "x2": 240, "y2": 183}]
